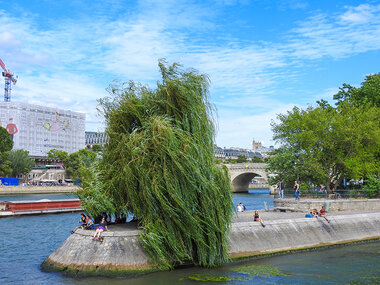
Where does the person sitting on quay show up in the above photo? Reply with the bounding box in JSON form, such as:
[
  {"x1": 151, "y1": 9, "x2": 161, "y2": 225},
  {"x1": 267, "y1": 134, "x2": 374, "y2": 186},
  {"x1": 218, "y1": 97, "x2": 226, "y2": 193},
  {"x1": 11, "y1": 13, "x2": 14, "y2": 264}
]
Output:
[
  {"x1": 311, "y1": 209, "x2": 319, "y2": 218},
  {"x1": 253, "y1": 210, "x2": 266, "y2": 227},
  {"x1": 332, "y1": 189, "x2": 341, "y2": 199},
  {"x1": 79, "y1": 213, "x2": 87, "y2": 229},
  {"x1": 92, "y1": 217, "x2": 109, "y2": 241},
  {"x1": 85, "y1": 215, "x2": 95, "y2": 230},
  {"x1": 319, "y1": 205, "x2": 330, "y2": 223}
]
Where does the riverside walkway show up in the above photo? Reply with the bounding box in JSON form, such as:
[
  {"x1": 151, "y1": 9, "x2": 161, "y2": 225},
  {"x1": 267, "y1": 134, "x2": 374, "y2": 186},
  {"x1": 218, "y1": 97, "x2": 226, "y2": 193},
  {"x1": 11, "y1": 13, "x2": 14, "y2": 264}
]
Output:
[
  {"x1": 44, "y1": 208, "x2": 380, "y2": 275},
  {"x1": 0, "y1": 186, "x2": 78, "y2": 195}
]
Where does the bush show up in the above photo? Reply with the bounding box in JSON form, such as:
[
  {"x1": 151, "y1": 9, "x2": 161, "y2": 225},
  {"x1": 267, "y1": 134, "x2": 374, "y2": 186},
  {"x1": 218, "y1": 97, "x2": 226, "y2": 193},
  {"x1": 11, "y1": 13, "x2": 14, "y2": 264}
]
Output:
[
  {"x1": 349, "y1": 190, "x2": 358, "y2": 198},
  {"x1": 363, "y1": 176, "x2": 380, "y2": 198}
]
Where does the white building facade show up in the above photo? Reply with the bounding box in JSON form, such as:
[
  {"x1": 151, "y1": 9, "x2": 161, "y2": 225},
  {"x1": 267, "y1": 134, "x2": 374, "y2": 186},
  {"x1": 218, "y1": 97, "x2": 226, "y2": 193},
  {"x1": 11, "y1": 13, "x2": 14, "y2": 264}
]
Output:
[{"x1": 0, "y1": 101, "x2": 85, "y2": 156}]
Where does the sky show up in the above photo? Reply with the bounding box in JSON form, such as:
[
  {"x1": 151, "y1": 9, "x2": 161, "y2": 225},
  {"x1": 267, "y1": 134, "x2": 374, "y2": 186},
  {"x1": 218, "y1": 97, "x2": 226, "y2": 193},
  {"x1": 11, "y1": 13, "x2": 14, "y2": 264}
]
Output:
[{"x1": 0, "y1": 0, "x2": 379, "y2": 149}]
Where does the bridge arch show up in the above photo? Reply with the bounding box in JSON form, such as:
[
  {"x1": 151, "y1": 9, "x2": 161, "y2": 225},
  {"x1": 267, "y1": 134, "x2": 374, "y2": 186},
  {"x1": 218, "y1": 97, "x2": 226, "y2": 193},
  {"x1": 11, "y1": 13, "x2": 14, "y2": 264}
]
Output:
[
  {"x1": 224, "y1": 163, "x2": 273, "y2": 193},
  {"x1": 231, "y1": 171, "x2": 263, "y2": 193}
]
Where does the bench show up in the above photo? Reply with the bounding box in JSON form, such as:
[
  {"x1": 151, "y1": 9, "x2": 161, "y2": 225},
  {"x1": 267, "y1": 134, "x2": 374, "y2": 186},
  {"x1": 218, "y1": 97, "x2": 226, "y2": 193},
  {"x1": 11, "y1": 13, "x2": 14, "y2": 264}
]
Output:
[{"x1": 274, "y1": 207, "x2": 295, "y2": 212}]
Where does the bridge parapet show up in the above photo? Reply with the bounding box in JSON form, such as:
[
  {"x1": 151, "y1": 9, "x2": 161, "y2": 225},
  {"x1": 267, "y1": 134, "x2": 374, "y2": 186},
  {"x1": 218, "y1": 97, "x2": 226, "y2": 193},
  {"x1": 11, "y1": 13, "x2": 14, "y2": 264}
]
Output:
[{"x1": 224, "y1": 163, "x2": 267, "y2": 170}]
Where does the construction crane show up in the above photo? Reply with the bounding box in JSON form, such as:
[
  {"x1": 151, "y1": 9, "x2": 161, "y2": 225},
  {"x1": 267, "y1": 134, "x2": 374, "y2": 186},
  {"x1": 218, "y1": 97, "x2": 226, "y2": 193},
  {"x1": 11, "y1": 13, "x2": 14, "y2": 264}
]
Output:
[{"x1": 0, "y1": 58, "x2": 18, "y2": 102}]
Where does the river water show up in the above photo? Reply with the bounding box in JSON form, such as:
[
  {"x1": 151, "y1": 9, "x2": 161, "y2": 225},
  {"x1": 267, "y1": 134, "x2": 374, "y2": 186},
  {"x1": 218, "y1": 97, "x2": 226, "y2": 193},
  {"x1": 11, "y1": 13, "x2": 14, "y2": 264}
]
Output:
[{"x1": 0, "y1": 191, "x2": 379, "y2": 284}]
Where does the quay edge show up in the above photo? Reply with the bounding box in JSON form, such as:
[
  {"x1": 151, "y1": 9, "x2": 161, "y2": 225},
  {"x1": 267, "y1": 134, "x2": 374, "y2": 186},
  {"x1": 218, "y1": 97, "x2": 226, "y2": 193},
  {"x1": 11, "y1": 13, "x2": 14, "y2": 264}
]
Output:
[{"x1": 42, "y1": 210, "x2": 380, "y2": 276}]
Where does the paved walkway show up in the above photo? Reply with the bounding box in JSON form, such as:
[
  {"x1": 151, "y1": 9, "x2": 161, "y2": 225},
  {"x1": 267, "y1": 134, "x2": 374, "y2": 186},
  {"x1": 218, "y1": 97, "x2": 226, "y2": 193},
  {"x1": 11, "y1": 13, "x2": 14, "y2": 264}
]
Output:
[
  {"x1": 233, "y1": 209, "x2": 379, "y2": 223},
  {"x1": 0, "y1": 186, "x2": 78, "y2": 194},
  {"x1": 83, "y1": 209, "x2": 379, "y2": 233}
]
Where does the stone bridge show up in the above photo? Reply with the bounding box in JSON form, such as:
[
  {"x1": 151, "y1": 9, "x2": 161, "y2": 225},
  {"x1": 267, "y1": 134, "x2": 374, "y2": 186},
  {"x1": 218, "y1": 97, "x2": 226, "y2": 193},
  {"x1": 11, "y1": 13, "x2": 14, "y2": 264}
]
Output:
[{"x1": 224, "y1": 163, "x2": 274, "y2": 193}]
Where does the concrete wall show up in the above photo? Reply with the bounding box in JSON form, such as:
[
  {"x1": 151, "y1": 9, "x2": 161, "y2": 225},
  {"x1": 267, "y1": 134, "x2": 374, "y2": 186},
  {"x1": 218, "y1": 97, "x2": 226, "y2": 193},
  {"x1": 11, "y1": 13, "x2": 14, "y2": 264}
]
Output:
[
  {"x1": 0, "y1": 186, "x2": 77, "y2": 195},
  {"x1": 274, "y1": 199, "x2": 380, "y2": 212},
  {"x1": 43, "y1": 228, "x2": 154, "y2": 274},
  {"x1": 228, "y1": 212, "x2": 380, "y2": 259},
  {"x1": 43, "y1": 212, "x2": 380, "y2": 275}
]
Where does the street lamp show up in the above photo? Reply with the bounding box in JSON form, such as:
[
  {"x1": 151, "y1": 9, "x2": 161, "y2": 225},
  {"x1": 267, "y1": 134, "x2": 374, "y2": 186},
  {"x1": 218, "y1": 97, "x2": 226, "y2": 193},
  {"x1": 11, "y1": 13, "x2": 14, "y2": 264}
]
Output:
[{"x1": 292, "y1": 153, "x2": 303, "y2": 182}]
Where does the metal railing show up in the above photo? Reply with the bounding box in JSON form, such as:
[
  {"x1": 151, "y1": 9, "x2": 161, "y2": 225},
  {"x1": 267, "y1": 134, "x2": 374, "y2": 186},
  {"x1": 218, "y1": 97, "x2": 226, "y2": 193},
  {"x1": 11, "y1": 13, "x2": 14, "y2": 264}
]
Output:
[{"x1": 278, "y1": 189, "x2": 369, "y2": 199}]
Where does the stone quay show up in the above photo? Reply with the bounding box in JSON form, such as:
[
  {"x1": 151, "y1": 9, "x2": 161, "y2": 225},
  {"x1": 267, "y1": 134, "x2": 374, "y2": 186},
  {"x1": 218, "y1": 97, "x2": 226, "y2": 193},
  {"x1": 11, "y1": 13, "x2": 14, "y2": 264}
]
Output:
[{"x1": 43, "y1": 205, "x2": 380, "y2": 276}]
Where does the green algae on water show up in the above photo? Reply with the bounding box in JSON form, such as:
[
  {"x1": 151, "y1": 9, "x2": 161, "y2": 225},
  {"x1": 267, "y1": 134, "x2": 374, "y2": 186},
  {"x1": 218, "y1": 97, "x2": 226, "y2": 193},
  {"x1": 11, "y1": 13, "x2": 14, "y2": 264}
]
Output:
[
  {"x1": 232, "y1": 265, "x2": 289, "y2": 278},
  {"x1": 183, "y1": 274, "x2": 248, "y2": 282}
]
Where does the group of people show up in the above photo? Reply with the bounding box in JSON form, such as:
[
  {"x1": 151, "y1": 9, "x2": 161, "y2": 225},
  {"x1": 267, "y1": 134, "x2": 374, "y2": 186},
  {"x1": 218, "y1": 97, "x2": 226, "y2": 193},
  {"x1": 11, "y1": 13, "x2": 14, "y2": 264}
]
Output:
[
  {"x1": 79, "y1": 213, "x2": 95, "y2": 230},
  {"x1": 236, "y1": 203, "x2": 246, "y2": 212},
  {"x1": 78, "y1": 213, "x2": 109, "y2": 241},
  {"x1": 277, "y1": 180, "x2": 301, "y2": 200},
  {"x1": 236, "y1": 203, "x2": 266, "y2": 228},
  {"x1": 307, "y1": 206, "x2": 330, "y2": 222}
]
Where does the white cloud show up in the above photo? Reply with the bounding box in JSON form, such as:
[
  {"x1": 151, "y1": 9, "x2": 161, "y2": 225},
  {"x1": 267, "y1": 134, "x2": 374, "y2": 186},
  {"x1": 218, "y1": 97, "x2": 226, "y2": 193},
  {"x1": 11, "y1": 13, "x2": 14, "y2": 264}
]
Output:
[
  {"x1": 340, "y1": 4, "x2": 378, "y2": 24},
  {"x1": 287, "y1": 4, "x2": 380, "y2": 60},
  {"x1": 1, "y1": 2, "x2": 380, "y2": 148}
]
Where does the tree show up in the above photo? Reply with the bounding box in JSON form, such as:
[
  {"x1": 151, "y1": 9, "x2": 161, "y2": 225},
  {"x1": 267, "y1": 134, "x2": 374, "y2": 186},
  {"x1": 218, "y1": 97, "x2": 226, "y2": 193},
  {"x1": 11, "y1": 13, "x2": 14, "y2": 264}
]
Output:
[
  {"x1": 47, "y1": 148, "x2": 97, "y2": 180},
  {"x1": 363, "y1": 175, "x2": 380, "y2": 198},
  {"x1": 0, "y1": 127, "x2": 13, "y2": 177},
  {"x1": 270, "y1": 102, "x2": 379, "y2": 190},
  {"x1": 78, "y1": 60, "x2": 233, "y2": 269},
  {"x1": 8, "y1": 150, "x2": 34, "y2": 177},
  {"x1": 334, "y1": 73, "x2": 380, "y2": 107},
  {"x1": 251, "y1": 155, "x2": 264, "y2": 163},
  {"x1": 47, "y1": 149, "x2": 68, "y2": 162},
  {"x1": 91, "y1": 144, "x2": 103, "y2": 153},
  {"x1": 236, "y1": 154, "x2": 247, "y2": 163}
]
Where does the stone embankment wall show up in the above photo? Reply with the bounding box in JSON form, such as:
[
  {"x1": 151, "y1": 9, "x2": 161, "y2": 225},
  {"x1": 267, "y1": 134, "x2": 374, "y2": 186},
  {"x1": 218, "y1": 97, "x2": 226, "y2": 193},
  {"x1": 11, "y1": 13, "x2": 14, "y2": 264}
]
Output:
[
  {"x1": 0, "y1": 186, "x2": 78, "y2": 195},
  {"x1": 274, "y1": 199, "x2": 380, "y2": 212},
  {"x1": 43, "y1": 228, "x2": 153, "y2": 274},
  {"x1": 43, "y1": 211, "x2": 380, "y2": 275},
  {"x1": 228, "y1": 212, "x2": 380, "y2": 259}
]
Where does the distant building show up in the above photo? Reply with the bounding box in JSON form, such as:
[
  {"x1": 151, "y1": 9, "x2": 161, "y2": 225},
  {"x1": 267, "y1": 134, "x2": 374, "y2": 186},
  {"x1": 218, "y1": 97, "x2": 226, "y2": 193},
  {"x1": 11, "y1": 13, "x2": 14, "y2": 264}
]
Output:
[
  {"x1": 214, "y1": 145, "x2": 262, "y2": 161},
  {"x1": 252, "y1": 139, "x2": 263, "y2": 152},
  {"x1": 0, "y1": 101, "x2": 85, "y2": 156},
  {"x1": 252, "y1": 138, "x2": 274, "y2": 157},
  {"x1": 85, "y1": 131, "x2": 108, "y2": 148}
]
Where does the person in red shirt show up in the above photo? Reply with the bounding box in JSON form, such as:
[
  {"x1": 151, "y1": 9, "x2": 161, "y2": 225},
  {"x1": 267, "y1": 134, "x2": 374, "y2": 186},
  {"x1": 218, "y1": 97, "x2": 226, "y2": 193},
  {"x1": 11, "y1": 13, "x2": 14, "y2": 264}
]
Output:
[{"x1": 319, "y1": 205, "x2": 330, "y2": 223}]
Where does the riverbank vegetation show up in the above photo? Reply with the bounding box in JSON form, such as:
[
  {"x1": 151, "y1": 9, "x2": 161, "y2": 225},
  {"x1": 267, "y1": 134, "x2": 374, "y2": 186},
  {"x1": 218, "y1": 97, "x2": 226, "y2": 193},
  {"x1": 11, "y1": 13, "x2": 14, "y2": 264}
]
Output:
[
  {"x1": 78, "y1": 60, "x2": 233, "y2": 269},
  {"x1": 267, "y1": 74, "x2": 380, "y2": 197},
  {"x1": 0, "y1": 129, "x2": 34, "y2": 178}
]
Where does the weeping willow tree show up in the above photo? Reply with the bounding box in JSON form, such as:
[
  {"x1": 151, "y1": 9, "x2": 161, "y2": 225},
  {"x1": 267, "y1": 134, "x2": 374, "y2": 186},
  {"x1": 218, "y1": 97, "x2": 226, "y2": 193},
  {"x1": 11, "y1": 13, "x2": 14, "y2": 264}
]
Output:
[{"x1": 78, "y1": 60, "x2": 233, "y2": 269}]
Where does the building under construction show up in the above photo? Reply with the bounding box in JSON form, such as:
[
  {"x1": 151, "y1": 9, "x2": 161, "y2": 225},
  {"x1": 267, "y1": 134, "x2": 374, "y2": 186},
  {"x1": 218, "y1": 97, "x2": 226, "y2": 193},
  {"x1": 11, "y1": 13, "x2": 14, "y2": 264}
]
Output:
[{"x1": 0, "y1": 101, "x2": 85, "y2": 157}]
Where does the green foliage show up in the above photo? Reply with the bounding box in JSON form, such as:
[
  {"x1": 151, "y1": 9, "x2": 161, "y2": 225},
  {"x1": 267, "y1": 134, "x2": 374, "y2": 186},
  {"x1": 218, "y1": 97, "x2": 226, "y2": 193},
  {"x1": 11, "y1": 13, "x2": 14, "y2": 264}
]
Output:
[
  {"x1": 91, "y1": 144, "x2": 103, "y2": 153},
  {"x1": 251, "y1": 156, "x2": 264, "y2": 163},
  {"x1": 79, "y1": 60, "x2": 233, "y2": 269},
  {"x1": 8, "y1": 150, "x2": 34, "y2": 177},
  {"x1": 334, "y1": 73, "x2": 380, "y2": 107},
  {"x1": 270, "y1": 98, "x2": 380, "y2": 189},
  {"x1": 0, "y1": 127, "x2": 13, "y2": 153},
  {"x1": 0, "y1": 127, "x2": 13, "y2": 177},
  {"x1": 47, "y1": 149, "x2": 69, "y2": 161},
  {"x1": 48, "y1": 148, "x2": 97, "y2": 181},
  {"x1": 363, "y1": 176, "x2": 380, "y2": 198},
  {"x1": 236, "y1": 155, "x2": 247, "y2": 163},
  {"x1": 349, "y1": 190, "x2": 359, "y2": 198}
]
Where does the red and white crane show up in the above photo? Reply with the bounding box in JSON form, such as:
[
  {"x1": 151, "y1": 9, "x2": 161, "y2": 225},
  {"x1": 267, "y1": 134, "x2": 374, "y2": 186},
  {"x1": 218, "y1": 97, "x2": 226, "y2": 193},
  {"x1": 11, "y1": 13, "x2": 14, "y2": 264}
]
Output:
[{"x1": 0, "y1": 58, "x2": 18, "y2": 102}]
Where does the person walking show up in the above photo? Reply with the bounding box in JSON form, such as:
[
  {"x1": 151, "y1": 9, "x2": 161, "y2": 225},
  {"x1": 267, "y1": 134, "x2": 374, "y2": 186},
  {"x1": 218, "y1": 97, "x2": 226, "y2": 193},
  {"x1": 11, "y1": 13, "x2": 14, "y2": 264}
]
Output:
[
  {"x1": 294, "y1": 180, "x2": 300, "y2": 201},
  {"x1": 278, "y1": 180, "x2": 284, "y2": 199}
]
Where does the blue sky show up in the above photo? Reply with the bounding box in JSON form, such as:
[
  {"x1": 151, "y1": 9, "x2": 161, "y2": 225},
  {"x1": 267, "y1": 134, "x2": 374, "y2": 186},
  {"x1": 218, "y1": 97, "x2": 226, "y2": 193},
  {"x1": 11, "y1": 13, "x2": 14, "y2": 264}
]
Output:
[{"x1": 1, "y1": 0, "x2": 379, "y2": 149}]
